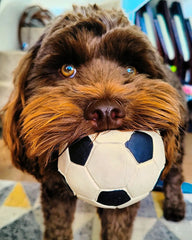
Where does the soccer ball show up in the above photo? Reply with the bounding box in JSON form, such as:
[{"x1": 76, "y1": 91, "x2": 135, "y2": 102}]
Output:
[{"x1": 58, "y1": 130, "x2": 165, "y2": 209}]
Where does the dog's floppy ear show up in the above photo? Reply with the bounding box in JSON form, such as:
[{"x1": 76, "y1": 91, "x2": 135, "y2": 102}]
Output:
[{"x1": 2, "y1": 36, "x2": 43, "y2": 175}]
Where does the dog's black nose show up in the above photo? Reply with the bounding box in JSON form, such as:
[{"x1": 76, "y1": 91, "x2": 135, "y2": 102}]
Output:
[{"x1": 84, "y1": 100, "x2": 125, "y2": 131}]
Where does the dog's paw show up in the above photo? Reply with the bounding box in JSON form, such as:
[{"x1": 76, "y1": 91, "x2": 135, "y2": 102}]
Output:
[{"x1": 163, "y1": 199, "x2": 185, "y2": 222}]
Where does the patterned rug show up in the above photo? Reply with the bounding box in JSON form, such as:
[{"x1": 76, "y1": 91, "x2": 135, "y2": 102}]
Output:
[{"x1": 0, "y1": 180, "x2": 192, "y2": 240}]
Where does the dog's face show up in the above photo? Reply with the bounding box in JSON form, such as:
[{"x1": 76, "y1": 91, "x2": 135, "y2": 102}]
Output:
[{"x1": 2, "y1": 5, "x2": 185, "y2": 178}]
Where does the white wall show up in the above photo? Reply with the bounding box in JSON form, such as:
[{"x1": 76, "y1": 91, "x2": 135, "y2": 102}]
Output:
[
  {"x1": 1, "y1": 0, "x2": 191, "y2": 51},
  {"x1": 0, "y1": 0, "x2": 30, "y2": 50},
  {"x1": 0, "y1": 0, "x2": 120, "y2": 51}
]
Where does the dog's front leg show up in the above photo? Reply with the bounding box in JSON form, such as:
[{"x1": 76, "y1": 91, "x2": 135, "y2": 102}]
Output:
[
  {"x1": 163, "y1": 131, "x2": 185, "y2": 222},
  {"x1": 41, "y1": 173, "x2": 77, "y2": 240},
  {"x1": 163, "y1": 161, "x2": 185, "y2": 221},
  {"x1": 97, "y1": 203, "x2": 139, "y2": 240}
]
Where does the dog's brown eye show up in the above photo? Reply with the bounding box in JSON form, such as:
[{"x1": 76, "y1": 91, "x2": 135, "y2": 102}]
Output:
[
  {"x1": 127, "y1": 66, "x2": 136, "y2": 75},
  {"x1": 61, "y1": 64, "x2": 76, "y2": 78}
]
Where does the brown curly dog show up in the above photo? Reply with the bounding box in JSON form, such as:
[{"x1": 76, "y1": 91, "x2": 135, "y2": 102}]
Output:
[{"x1": 2, "y1": 4, "x2": 187, "y2": 240}]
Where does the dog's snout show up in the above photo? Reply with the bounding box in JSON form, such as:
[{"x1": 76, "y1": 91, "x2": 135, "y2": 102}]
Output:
[{"x1": 84, "y1": 100, "x2": 125, "y2": 131}]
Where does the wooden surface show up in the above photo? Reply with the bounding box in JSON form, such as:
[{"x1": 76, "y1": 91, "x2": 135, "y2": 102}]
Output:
[
  {"x1": 0, "y1": 139, "x2": 36, "y2": 182},
  {"x1": 0, "y1": 134, "x2": 192, "y2": 183}
]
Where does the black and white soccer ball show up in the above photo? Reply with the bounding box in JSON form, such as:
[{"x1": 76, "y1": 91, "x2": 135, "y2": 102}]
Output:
[{"x1": 58, "y1": 130, "x2": 165, "y2": 209}]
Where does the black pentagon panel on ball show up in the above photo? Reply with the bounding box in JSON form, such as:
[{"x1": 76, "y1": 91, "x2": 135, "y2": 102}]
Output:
[
  {"x1": 125, "y1": 131, "x2": 153, "y2": 163},
  {"x1": 97, "y1": 190, "x2": 131, "y2": 206},
  {"x1": 69, "y1": 136, "x2": 93, "y2": 165}
]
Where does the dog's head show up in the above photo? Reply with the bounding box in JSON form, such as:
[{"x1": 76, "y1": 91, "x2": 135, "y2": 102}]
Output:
[{"x1": 2, "y1": 5, "x2": 186, "y2": 179}]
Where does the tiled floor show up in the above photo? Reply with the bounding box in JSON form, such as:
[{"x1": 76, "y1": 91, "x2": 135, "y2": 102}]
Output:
[{"x1": 0, "y1": 180, "x2": 192, "y2": 240}]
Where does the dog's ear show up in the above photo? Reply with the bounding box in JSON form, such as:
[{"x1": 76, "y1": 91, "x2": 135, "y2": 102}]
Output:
[
  {"x1": 2, "y1": 36, "x2": 44, "y2": 174},
  {"x1": 161, "y1": 102, "x2": 186, "y2": 179}
]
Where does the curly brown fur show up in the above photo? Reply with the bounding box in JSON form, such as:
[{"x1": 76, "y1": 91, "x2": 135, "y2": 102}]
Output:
[{"x1": 2, "y1": 4, "x2": 187, "y2": 240}]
